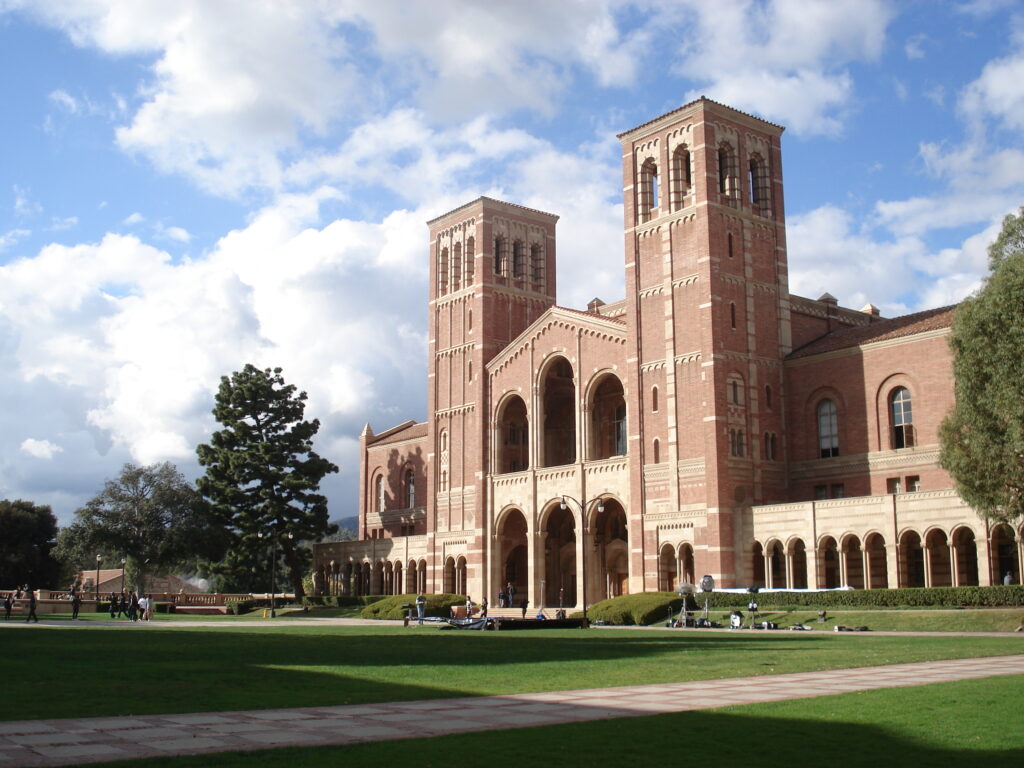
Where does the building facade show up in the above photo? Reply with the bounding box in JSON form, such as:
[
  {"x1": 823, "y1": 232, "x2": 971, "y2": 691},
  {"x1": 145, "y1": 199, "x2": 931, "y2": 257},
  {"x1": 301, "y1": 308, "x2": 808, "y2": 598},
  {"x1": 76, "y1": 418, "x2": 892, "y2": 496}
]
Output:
[{"x1": 313, "y1": 98, "x2": 1023, "y2": 605}]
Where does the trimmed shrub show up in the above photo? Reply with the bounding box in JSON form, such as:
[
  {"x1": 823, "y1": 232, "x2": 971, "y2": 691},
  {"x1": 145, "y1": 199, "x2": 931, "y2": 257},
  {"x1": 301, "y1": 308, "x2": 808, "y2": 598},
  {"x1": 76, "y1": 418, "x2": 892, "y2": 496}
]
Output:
[
  {"x1": 359, "y1": 593, "x2": 465, "y2": 620},
  {"x1": 579, "y1": 585, "x2": 1024, "y2": 625},
  {"x1": 225, "y1": 597, "x2": 289, "y2": 615}
]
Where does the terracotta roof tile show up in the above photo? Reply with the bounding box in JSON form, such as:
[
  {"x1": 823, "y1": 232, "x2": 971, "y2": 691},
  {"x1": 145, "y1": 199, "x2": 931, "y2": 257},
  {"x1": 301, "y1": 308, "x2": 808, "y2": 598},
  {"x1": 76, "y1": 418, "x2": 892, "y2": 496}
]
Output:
[
  {"x1": 369, "y1": 421, "x2": 428, "y2": 446},
  {"x1": 787, "y1": 305, "x2": 956, "y2": 360}
]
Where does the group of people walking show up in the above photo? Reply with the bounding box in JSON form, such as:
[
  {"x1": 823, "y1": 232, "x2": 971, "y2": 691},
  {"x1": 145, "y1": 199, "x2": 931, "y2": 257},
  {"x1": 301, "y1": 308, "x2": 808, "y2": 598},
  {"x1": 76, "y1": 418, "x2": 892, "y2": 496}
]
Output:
[
  {"x1": 2, "y1": 586, "x2": 37, "y2": 623},
  {"x1": 108, "y1": 591, "x2": 154, "y2": 621}
]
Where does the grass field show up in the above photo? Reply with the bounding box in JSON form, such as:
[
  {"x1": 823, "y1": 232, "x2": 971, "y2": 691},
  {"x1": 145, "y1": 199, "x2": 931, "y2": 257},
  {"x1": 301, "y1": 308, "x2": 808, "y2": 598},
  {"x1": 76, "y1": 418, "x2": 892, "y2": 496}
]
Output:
[
  {"x1": 79, "y1": 674, "x2": 1024, "y2": 768},
  {"x1": 2, "y1": 623, "x2": 1022, "y2": 721}
]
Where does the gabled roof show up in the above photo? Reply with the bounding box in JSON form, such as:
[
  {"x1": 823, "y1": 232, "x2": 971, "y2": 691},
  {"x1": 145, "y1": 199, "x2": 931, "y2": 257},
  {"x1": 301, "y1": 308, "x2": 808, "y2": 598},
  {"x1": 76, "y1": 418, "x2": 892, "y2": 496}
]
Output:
[
  {"x1": 487, "y1": 305, "x2": 627, "y2": 373},
  {"x1": 367, "y1": 420, "x2": 428, "y2": 447},
  {"x1": 617, "y1": 96, "x2": 785, "y2": 140},
  {"x1": 787, "y1": 305, "x2": 956, "y2": 360}
]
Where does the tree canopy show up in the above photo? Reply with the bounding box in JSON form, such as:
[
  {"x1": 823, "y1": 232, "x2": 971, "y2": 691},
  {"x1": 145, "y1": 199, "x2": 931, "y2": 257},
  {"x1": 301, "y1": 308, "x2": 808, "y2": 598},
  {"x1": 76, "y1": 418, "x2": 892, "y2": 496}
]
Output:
[
  {"x1": 53, "y1": 462, "x2": 225, "y2": 591},
  {"x1": 196, "y1": 364, "x2": 338, "y2": 597},
  {"x1": 0, "y1": 499, "x2": 61, "y2": 589},
  {"x1": 939, "y1": 207, "x2": 1024, "y2": 523}
]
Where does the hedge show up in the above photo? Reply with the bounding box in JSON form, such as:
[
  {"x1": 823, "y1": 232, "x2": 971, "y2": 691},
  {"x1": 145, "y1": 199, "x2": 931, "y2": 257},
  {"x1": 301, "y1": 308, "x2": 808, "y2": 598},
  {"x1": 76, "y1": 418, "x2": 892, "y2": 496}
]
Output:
[
  {"x1": 301, "y1": 594, "x2": 389, "y2": 608},
  {"x1": 359, "y1": 593, "x2": 465, "y2": 620},
  {"x1": 225, "y1": 597, "x2": 290, "y2": 615},
  {"x1": 580, "y1": 585, "x2": 1024, "y2": 625}
]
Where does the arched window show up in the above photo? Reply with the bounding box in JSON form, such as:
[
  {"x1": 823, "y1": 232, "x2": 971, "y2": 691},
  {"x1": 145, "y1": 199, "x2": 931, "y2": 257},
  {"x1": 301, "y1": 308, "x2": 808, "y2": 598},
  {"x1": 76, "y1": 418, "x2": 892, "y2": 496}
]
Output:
[
  {"x1": 467, "y1": 359, "x2": 472, "y2": 382},
  {"x1": 405, "y1": 469, "x2": 415, "y2": 508},
  {"x1": 748, "y1": 153, "x2": 770, "y2": 214},
  {"x1": 718, "y1": 143, "x2": 737, "y2": 198},
  {"x1": 727, "y1": 232, "x2": 734, "y2": 258},
  {"x1": 465, "y1": 236, "x2": 475, "y2": 284},
  {"x1": 764, "y1": 432, "x2": 778, "y2": 461},
  {"x1": 375, "y1": 475, "x2": 385, "y2": 512},
  {"x1": 765, "y1": 384, "x2": 773, "y2": 410},
  {"x1": 890, "y1": 387, "x2": 915, "y2": 449},
  {"x1": 640, "y1": 158, "x2": 659, "y2": 222},
  {"x1": 817, "y1": 399, "x2": 839, "y2": 458},
  {"x1": 671, "y1": 145, "x2": 692, "y2": 210},
  {"x1": 438, "y1": 247, "x2": 449, "y2": 294},
  {"x1": 653, "y1": 438, "x2": 660, "y2": 463},
  {"x1": 468, "y1": 308, "x2": 473, "y2": 332},
  {"x1": 730, "y1": 429, "x2": 745, "y2": 457},
  {"x1": 494, "y1": 236, "x2": 506, "y2": 277},
  {"x1": 530, "y1": 243, "x2": 545, "y2": 292},
  {"x1": 730, "y1": 302, "x2": 737, "y2": 329},
  {"x1": 512, "y1": 240, "x2": 525, "y2": 281},
  {"x1": 728, "y1": 376, "x2": 744, "y2": 405},
  {"x1": 652, "y1": 385, "x2": 659, "y2": 413},
  {"x1": 452, "y1": 242, "x2": 462, "y2": 291}
]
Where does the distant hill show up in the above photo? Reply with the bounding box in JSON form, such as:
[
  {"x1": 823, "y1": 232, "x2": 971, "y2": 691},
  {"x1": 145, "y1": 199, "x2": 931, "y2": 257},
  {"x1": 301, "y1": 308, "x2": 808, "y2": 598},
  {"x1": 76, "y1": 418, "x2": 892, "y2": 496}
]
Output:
[{"x1": 326, "y1": 516, "x2": 358, "y2": 542}]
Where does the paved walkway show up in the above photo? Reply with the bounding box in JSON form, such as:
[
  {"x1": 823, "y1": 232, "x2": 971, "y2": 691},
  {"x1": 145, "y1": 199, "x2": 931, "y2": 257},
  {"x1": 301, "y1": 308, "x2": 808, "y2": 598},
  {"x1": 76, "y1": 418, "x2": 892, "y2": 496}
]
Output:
[{"x1": 3, "y1": 654, "x2": 1023, "y2": 766}]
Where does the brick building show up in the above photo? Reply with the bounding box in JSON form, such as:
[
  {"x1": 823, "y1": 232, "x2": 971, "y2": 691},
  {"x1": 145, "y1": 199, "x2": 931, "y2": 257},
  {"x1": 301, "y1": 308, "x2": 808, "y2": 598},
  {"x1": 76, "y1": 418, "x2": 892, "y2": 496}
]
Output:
[{"x1": 313, "y1": 98, "x2": 1022, "y2": 605}]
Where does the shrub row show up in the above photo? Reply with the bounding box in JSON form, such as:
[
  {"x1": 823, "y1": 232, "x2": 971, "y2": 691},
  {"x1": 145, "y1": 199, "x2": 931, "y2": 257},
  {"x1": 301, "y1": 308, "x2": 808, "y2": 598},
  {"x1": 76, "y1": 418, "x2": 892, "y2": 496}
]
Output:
[
  {"x1": 225, "y1": 597, "x2": 290, "y2": 615},
  {"x1": 582, "y1": 585, "x2": 1024, "y2": 625},
  {"x1": 359, "y1": 593, "x2": 465, "y2": 620},
  {"x1": 301, "y1": 594, "x2": 389, "y2": 608}
]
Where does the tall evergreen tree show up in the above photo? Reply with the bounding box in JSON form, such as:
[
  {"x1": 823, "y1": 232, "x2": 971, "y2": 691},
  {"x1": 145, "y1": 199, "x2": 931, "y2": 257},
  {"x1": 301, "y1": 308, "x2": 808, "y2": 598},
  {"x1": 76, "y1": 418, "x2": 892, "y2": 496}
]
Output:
[
  {"x1": 0, "y1": 500, "x2": 61, "y2": 589},
  {"x1": 196, "y1": 364, "x2": 338, "y2": 597},
  {"x1": 940, "y1": 207, "x2": 1024, "y2": 523}
]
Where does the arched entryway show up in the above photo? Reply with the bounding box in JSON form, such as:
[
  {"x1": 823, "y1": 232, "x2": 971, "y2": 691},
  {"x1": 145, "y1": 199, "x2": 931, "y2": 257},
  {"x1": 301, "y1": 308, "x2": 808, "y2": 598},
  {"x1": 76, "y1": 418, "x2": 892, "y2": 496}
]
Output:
[
  {"x1": 406, "y1": 560, "x2": 417, "y2": 592},
  {"x1": 496, "y1": 395, "x2": 529, "y2": 473},
  {"x1": 951, "y1": 527, "x2": 979, "y2": 586},
  {"x1": 766, "y1": 540, "x2": 785, "y2": 588},
  {"x1": 864, "y1": 533, "x2": 888, "y2": 589},
  {"x1": 991, "y1": 524, "x2": 1020, "y2": 585},
  {"x1": 678, "y1": 543, "x2": 695, "y2": 586},
  {"x1": 393, "y1": 561, "x2": 403, "y2": 594},
  {"x1": 659, "y1": 544, "x2": 677, "y2": 591},
  {"x1": 589, "y1": 374, "x2": 626, "y2": 459},
  {"x1": 925, "y1": 529, "x2": 952, "y2": 587},
  {"x1": 499, "y1": 508, "x2": 529, "y2": 602},
  {"x1": 543, "y1": 503, "x2": 577, "y2": 606},
  {"x1": 443, "y1": 557, "x2": 456, "y2": 594},
  {"x1": 383, "y1": 561, "x2": 394, "y2": 594},
  {"x1": 541, "y1": 357, "x2": 576, "y2": 467},
  {"x1": 417, "y1": 559, "x2": 427, "y2": 594},
  {"x1": 592, "y1": 498, "x2": 628, "y2": 601},
  {"x1": 789, "y1": 538, "x2": 808, "y2": 589},
  {"x1": 456, "y1": 556, "x2": 468, "y2": 596},
  {"x1": 751, "y1": 541, "x2": 766, "y2": 589},
  {"x1": 819, "y1": 536, "x2": 840, "y2": 588},
  {"x1": 900, "y1": 530, "x2": 925, "y2": 588},
  {"x1": 842, "y1": 535, "x2": 864, "y2": 589}
]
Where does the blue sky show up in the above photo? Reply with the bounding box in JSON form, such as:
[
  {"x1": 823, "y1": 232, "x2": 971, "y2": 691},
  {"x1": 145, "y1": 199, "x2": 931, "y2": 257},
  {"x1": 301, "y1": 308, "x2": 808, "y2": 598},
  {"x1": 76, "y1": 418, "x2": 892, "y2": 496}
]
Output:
[{"x1": 2, "y1": 0, "x2": 1023, "y2": 526}]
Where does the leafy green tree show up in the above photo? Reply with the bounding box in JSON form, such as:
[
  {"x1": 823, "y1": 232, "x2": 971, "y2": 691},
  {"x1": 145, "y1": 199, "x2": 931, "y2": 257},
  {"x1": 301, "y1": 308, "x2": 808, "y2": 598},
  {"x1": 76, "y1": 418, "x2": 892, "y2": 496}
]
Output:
[
  {"x1": 196, "y1": 364, "x2": 338, "y2": 598},
  {"x1": 54, "y1": 462, "x2": 226, "y2": 591},
  {"x1": 0, "y1": 500, "x2": 61, "y2": 589},
  {"x1": 940, "y1": 207, "x2": 1024, "y2": 523}
]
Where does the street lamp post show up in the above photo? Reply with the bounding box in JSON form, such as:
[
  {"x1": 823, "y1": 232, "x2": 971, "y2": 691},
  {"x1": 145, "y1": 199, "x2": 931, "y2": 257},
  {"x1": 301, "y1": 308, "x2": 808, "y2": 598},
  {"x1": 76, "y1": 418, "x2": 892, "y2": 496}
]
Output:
[
  {"x1": 120, "y1": 557, "x2": 127, "y2": 594},
  {"x1": 260, "y1": 528, "x2": 293, "y2": 618},
  {"x1": 94, "y1": 554, "x2": 102, "y2": 603},
  {"x1": 559, "y1": 494, "x2": 605, "y2": 626}
]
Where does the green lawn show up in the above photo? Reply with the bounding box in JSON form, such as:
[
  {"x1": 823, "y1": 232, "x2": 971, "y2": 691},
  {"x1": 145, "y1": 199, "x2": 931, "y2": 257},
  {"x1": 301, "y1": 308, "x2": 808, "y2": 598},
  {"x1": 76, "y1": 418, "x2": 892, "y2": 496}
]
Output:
[
  {"x1": 83, "y1": 674, "x2": 1024, "y2": 768},
  {"x1": 2, "y1": 623, "x2": 1022, "y2": 721},
  {"x1": 688, "y1": 607, "x2": 1024, "y2": 632}
]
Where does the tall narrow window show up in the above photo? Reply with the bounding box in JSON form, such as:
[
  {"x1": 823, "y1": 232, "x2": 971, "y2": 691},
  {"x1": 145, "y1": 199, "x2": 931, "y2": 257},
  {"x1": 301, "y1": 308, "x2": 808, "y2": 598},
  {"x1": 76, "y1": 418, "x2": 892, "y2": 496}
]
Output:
[
  {"x1": 640, "y1": 158, "x2": 659, "y2": 222},
  {"x1": 652, "y1": 385, "x2": 659, "y2": 413},
  {"x1": 718, "y1": 143, "x2": 737, "y2": 198},
  {"x1": 512, "y1": 240, "x2": 525, "y2": 281},
  {"x1": 765, "y1": 384, "x2": 773, "y2": 410},
  {"x1": 748, "y1": 153, "x2": 770, "y2": 214},
  {"x1": 465, "y1": 236, "x2": 475, "y2": 284},
  {"x1": 405, "y1": 469, "x2": 415, "y2": 508},
  {"x1": 438, "y1": 247, "x2": 449, "y2": 294},
  {"x1": 653, "y1": 438, "x2": 660, "y2": 463},
  {"x1": 671, "y1": 145, "x2": 692, "y2": 210},
  {"x1": 730, "y1": 302, "x2": 737, "y2": 329},
  {"x1": 467, "y1": 308, "x2": 473, "y2": 332},
  {"x1": 375, "y1": 475, "x2": 385, "y2": 512},
  {"x1": 890, "y1": 387, "x2": 915, "y2": 449},
  {"x1": 530, "y1": 243, "x2": 545, "y2": 292},
  {"x1": 451, "y1": 242, "x2": 462, "y2": 291},
  {"x1": 494, "y1": 236, "x2": 505, "y2": 277},
  {"x1": 727, "y1": 232, "x2": 734, "y2": 258},
  {"x1": 817, "y1": 399, "x2": 839, "y2": 458}
]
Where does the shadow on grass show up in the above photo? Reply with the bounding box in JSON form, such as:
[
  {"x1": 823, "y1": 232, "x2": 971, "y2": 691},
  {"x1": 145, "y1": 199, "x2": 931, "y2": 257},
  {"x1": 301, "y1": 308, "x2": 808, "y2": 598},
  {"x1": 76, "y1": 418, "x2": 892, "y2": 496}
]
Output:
[
  {"x1": 82, "y1": 676, "x2": 1024, "y2": 768},
  {"x1": 2, "y1": 624, "x2": 1020, "y2": 721}
]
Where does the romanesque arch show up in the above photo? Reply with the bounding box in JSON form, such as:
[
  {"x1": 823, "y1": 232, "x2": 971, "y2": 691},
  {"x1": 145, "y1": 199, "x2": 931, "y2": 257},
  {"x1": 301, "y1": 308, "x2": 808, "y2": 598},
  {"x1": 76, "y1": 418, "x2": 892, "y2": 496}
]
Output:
[
  {"x1": 818, "y1": 536, "x2": 840, "y2": 588},
  {"x1": 951, "y1": 527, "x2": 979, "y2": 586},
  {"x1": 496, "y1": 394, "x2": 529, "y2": 473},
  {"x1": 659, "y1": 543, "x2": 677, "y2": 591},
  {"x1": 588, "y1": 372, "x2": 627, "y2": 460},
  {"x1": 443, "y1": 557, "x2": 456, "y2": 594},
  {"x1": 542, "y1": 501, "x2": 577, "y2": 606},
  {"x1": 456, "y1": 556, "x2": 468, "y2": 596},
  {"x1": 678, "y1": 543, "x2": 695, "y2": 586},
  {"x1": 899, "y1": 530, "x2": 925, "y2": 588},
  {"x1": 498, "y1": 507, "x2": 529, "y2": 601},
  {"x1": 765, "y1": 539, "x2": 785, "y2": 588},
  {"x1": 789, "y1": 538, "x2": 808, "y2": 589},
  {"x1": 841, "y1": 534, "x2": 864, "y2": 589},
  {"x1": 592, "y1": 497, "x2": 629, "y2": 601},
  {"x1": 925, "y1": 528, "x2": 952, "y2": 587},
  {"x1": 864, "y1": 532, "x2": 888, "y2": 589},
  {"x1": 751, "y1": 541, "x2": 765, "y2": 589},
  {"x1": 990, "y1": 523, "x2": 1020, "y2": 584},
  {"x1": 540, "y1": 356, "x2": 576, "y2": 467}
]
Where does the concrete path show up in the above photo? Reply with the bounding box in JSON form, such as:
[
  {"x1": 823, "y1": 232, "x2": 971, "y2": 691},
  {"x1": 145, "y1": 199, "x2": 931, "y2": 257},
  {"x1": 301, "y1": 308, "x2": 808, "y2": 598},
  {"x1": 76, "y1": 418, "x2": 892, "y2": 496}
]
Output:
[{"x1": 2, "y1": 654, "x2": 1023, "y2": 766}]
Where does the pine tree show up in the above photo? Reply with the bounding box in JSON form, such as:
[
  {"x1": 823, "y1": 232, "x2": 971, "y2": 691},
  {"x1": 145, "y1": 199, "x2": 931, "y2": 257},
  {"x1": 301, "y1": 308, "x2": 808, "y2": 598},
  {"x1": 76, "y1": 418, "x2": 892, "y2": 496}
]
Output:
[
  {"x1": 939, "y1": 207, "x2": 1024, "y2": 523},
  {"x1": 196, "y1": 365, "x2": 338, "y2": 597}
]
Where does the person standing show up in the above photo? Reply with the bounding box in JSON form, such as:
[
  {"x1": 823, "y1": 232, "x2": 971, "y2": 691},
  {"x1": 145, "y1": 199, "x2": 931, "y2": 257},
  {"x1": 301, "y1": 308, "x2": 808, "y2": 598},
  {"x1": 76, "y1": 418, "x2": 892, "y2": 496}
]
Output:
[
  {"x1": 506, "y1": 581, "x2": 515, "y2": 608},
  {"x1": 71, "y1": 591, "x2": 82, "y2": 620},
  {"x1": 521, "y1": 597, "x2": 528, "y2": 619},
  {"x1": 3, "y1": 593, "x2": 12, "y2": 620},
  {"x1": 108, "y1": 592, "x2": 117, "y2": 619},
  {"x1": 24, "y1": 590, "x2": 38, "y2": 623},
  {"x1": 465, "y1": 595, "x2": 473, "y2": 618},
  {"x1": 480, "y1": 597, "x2": 488, "y2": 618},
  {"x1": 415, "y1": 593, "x2": 426, "y2": 625}
]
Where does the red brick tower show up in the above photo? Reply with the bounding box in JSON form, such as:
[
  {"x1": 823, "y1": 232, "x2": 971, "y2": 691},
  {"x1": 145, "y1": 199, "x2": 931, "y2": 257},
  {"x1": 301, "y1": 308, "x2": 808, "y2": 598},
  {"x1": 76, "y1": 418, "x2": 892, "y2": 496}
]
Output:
[
  {"x1": 425, "y1": 198, "x2": 558, "y2": 593},
  {"x1": 618, "y1": 99, "x2": 791, "y2": 588}
]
